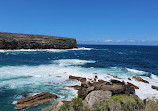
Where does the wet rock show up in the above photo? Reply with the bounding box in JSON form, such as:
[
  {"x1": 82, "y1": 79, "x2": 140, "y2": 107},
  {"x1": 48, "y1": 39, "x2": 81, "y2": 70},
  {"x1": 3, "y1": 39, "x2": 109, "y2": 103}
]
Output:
[
  {"x1": 128, "y1": 78, "x2": 131, "y2": 80},
  {"x1": 83, "y1": 91, "x2": 112, "y2": 109},
  {"x1": 95, "y1": 75, "x2": 98, "y2": 79},
  {"x1": 16, "y1": 92, "x2": 57, "y2": 109},
  {"x1": 101, "y1": 84, "x2": 125, "y2": 94},
  {"x1": 98, "y1": 79, "x2": 105, "y2": 83},
  {"x1": 69, "y1": 75, "x2": 86, "y2": 82},
  {"x1": 133, "y1": 76, "x2": 149, "y2": 84},
  {"x1": 110, "y1": 79, "x2": 125, "y2": 85},
  {"x1": 127, "y1": 82, "x2": 139, "y2": 89},
  {"x1": 151, "y1": 85, "x2": 158, "y2": 91},
  {"x1": 81, "y1": 81, "x2": 92, "y2": 88},
  {"x1": 67, "y1": 85, "x2": 81, "y2": 90}
]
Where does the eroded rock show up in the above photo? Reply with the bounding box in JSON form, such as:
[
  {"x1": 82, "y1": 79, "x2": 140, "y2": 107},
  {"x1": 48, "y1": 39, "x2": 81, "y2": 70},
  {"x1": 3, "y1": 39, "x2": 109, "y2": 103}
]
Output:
[
  {"x1": 69, "y1": 75, "x2": 86, "y2": 82},
  {"x1": 16, "y1": 92, "x2": 57, "y2": 109},
  {"x1": 151, "y1": 85, "x2": 158, "y2": 91},
  {"x1": 67, "y1": 85, "x2": 81, "y2": 90},
  {"x1": 133, "y1": 76, "x2": 149, "y2": 84}
]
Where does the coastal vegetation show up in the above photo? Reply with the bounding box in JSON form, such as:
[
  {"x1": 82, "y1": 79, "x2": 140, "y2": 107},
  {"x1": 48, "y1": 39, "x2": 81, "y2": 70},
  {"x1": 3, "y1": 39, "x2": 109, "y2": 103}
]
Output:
[{"x1": 58, "y1": 95, "x2": 158, "y2": 111}]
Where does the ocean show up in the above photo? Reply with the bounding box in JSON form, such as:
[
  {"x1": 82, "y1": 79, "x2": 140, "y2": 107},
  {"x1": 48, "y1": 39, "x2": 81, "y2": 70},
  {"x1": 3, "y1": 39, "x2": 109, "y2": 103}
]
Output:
[{"x1": 0, "y1": 44, "x2": 158, "y2": 111}]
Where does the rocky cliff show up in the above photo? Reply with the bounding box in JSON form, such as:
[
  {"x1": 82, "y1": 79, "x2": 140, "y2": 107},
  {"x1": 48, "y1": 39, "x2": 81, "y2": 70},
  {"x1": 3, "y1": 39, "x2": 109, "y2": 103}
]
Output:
[{"x1": 0, "y1": 32, "x2": 77, "y2": 49}]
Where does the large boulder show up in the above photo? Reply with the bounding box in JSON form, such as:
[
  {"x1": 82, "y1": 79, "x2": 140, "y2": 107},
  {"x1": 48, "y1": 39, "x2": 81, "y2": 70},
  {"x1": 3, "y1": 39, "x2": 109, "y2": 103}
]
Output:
[
  {"x1": 83, "y1": 91, "x2": 112, "y2": 109},
  {"x1": 16, "y1": 92, "x2": 57, "y2": 109},
  {"x1": 78, "y1": 86, "x2": 95, "y2": 99}
]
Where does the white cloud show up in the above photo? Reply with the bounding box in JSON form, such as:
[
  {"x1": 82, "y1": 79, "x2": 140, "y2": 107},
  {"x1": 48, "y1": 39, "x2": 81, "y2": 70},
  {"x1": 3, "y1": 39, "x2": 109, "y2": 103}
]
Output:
[
  {"x1": 128, "y1": 40, "x2": 134, "y2": 42},
  {"x1": 104, "y1": 40, "x2": 113, "y2": 42},
  {"x1": 116, "y1": 40, "x2": 124, "y2": 42}
]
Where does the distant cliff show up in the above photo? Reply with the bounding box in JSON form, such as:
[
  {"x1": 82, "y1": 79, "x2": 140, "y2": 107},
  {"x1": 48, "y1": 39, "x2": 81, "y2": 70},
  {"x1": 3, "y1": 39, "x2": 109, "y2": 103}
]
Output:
[{"x1": 0, "y1": 32, "x2": 77, "y2": 49}]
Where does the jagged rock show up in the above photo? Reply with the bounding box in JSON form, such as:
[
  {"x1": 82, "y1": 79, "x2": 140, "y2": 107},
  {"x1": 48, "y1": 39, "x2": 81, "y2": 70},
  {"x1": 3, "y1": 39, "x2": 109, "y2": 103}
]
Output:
[
  {"x1": 125, "y1": 87, "x2": 135, "y2": 95},
  {"x1": 100, "y1": 84, "x2": 125, "y2": 94},
  {"x1": 81, "y1": 81, "x2": 92, "y2": 88},
  {"x1": 78, "y1": 86, "x2": 94, "y2": 99},
  {"x1": 0, "y1": 32, "x2": 77, "y2": 49},
  {"x1": 151, "y1": 85, "x2": 158, "y2": 91},
  {"x1": 98, "y1": 79, "x2": 105, "y2": 83},
  {"x1": 127, "y1": 82, "x2": 139, "y2": 89},
  {"x1": 67, "y1": 85, "x2": 81, "y2": 90},
  {"x1": 133, "y1": 76, "x2": 149, "y2": 84},
  {"x1": 110, "y1": 79, "x2": 125, "y2": 85},
  {"x1": 69, "y1": 75, "x2": 86, "y2": 82},
  {"x1": 16, "y1": 92, "x2": 57, "y2": 109},
  {"x1": 83, "y1": 91, "x2": 112, "y2": 109},
  {"x1": 87, "y1": 86, "x2": 95, "y2": 94},
  {"x1": 78, "y1": 87, "x2": 88, "y2": 99}
]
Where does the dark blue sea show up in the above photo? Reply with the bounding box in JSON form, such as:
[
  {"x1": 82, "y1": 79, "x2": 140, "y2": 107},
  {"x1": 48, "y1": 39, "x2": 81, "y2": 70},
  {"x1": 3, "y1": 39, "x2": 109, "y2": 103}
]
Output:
[{"x1": 0, "y1": 45, "x2": 158, "y2": 111}]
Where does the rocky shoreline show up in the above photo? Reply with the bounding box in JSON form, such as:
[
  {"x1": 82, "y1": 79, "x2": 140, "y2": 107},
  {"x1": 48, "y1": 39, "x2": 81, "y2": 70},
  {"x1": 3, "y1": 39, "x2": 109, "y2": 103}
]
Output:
[
  {"x1": 15, "y1": 74, "x2": 158, "y2": 110},
  {"x1": 0, "y1": 32, "x2": 77, "y2": 49}
]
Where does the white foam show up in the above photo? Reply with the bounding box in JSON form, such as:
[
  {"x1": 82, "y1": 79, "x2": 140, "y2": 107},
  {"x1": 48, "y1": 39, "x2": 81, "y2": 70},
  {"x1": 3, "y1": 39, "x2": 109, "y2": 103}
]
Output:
[
  {"x1": 126, "y1": 68, "x2": 146, "y2": 74},
  {"x1": 0, "y1": 47, "x2": 93, "y2": 53},
  {"x1": 1, "y1": 59, "x2": 158, "y2": 102},
  {"x1": 53, "y1": 59, "x2": 95, "y2": 66}
]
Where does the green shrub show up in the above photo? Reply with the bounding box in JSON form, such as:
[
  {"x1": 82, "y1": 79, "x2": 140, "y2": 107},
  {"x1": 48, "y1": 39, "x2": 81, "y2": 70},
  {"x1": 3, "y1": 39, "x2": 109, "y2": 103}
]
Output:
[
  {"x1": 59, "y1": 97, "x2": 85, "y2": 111},
  {"x1": 55, "y1": 95, "x2": 158, "y2": 111}
]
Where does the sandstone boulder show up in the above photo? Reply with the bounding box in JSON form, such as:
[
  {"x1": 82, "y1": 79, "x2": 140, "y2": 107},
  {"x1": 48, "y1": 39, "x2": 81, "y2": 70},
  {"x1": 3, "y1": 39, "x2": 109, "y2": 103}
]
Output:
[
  {"x1": 16, "y1": 92, "x2": 57, "y2": 109},
  {"x1": 83, "y1": 91, "x2": 112, "y2": 109}
]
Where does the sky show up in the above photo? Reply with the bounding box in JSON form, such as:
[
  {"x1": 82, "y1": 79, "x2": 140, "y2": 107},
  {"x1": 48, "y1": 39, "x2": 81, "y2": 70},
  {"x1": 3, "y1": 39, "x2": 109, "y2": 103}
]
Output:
[{"x1": 0, "y1": 0, "x2": 158, "y2": 45}]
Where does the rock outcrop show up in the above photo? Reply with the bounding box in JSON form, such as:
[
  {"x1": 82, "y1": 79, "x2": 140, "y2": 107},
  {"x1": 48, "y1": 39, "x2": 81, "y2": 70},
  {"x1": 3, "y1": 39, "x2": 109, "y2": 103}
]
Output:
[
  {"x1": 77, "y1": 79, "x2": 136, "y2": 99},
  {"x1": 83, "y1": 91, "x2": 112, "y2": 109},
  {"x1": 0, "y1": 32, "x2": 77, "y2": 49},
  {"x1": 16, "y1": 92, "x2": 57, "y2": 109},
  {"x1": 69, "y1": 75, "x2": 86, "y2": 82},
  {"x1": 133, "y1": 76, "x2": 149, "y2": 84},
  {"x1": 151, "y1": 85, "x2": 158, "y2": 91}
]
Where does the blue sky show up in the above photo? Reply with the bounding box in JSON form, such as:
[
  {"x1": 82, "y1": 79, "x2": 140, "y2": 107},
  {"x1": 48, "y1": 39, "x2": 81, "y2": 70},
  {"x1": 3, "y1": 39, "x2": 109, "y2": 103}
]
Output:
[{"x1": 0, "y1": 0, "x2": 158, "y2": 45}]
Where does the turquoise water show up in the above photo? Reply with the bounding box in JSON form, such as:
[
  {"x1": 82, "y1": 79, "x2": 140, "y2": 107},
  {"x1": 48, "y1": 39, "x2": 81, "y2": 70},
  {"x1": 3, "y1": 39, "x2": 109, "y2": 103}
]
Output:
[{"x1": 0, "y1": 45, "x2": 158, "y2": 111}]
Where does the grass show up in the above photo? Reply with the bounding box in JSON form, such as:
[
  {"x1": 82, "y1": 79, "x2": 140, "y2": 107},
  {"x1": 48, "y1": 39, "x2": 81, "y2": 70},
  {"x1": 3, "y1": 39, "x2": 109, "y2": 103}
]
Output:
[{"x1": 43, "y1": 95, "x2": 158, "y2": 111}]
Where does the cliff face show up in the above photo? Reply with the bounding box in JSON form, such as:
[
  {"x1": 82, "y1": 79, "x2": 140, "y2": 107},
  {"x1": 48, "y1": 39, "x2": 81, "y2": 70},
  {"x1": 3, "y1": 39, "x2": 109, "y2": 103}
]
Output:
[{"x1": 0, "y1": 32, "x2": 77, "y2": 49}]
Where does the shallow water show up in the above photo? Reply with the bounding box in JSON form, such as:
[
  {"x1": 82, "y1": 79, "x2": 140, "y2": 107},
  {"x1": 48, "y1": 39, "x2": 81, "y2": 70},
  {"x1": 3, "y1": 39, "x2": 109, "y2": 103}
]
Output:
[{"x1": 0, "y1": 45, "x2": 158, "y2": 111}]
